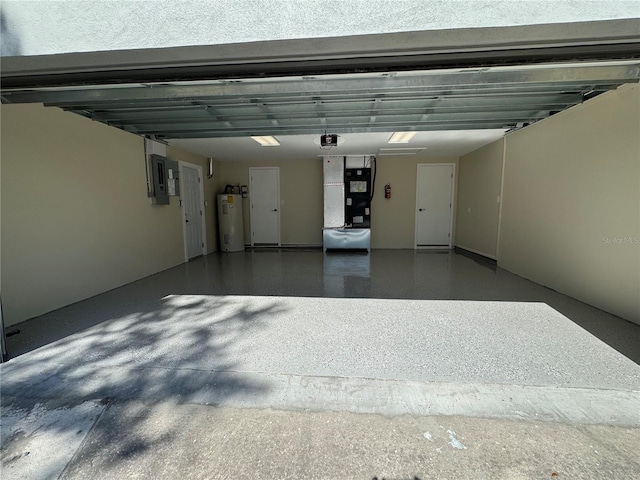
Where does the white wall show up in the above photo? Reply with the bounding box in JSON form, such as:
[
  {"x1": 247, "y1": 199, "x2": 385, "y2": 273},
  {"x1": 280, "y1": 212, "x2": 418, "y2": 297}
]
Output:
[
  {"x1": 1, "y1": 103, "x2": 213, "y2": 326},
  {"x1": 499, "y1": 84, "x2": 639, "y2": 324}
]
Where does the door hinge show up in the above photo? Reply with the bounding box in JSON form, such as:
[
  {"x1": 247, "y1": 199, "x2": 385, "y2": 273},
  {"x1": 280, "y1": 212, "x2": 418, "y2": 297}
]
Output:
[
  {"x1": 202, "y1": 243, "x2": 204, "y2": 248},
  {"x1": 200, "y1": 210, "x2": 202, "y2": 215},
  {"x1": 198, "y1": 177, "x2": 201, "y2": 183}
]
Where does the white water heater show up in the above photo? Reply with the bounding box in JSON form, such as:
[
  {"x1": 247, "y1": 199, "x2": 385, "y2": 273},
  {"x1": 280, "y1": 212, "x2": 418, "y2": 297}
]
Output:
[{"x1": 217, "y1": 194, "x2": 244, "y2": 252}]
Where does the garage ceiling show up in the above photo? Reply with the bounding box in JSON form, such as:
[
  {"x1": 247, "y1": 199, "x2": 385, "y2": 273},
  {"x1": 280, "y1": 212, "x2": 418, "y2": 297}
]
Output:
[
  {"x1": 3, "y1": 62, "x2": 639, "y2": 138},
  {"x1": 3, "y1": 61, "x2": 639, "y2": 159},
  {"x1": 2, "y1": 20, "x2": 639, "y2": 158}
]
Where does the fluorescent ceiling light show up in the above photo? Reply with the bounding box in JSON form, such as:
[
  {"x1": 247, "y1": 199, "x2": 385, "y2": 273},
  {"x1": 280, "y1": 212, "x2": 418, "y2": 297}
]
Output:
[
  {"x1": 388, "y1": 131, "x2": 417, "y2": 144},
  {"x1": 251, "y1": 136, "x2": 280, "y2": 146},
  {"x1": 379, "y1": 147, "x2": 425, "y2": 156}
]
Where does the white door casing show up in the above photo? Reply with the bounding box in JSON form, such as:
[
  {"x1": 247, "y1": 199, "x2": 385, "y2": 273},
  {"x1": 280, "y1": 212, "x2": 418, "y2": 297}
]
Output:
[
  {"x1": 415, "y1": 163, "x2": 455, "y2": 248},
  {"x1": 180, "y1": 162, "x2": 206, "y2": 260},
  {"x1": 249, "y1": 167, "x2": 281, "y2": 246}
]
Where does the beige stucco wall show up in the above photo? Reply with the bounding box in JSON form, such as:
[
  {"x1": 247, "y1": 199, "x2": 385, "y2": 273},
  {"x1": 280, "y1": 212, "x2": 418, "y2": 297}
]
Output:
[
  {"x1": 216, "y1": 155, "x2": 458, "y2": 249},
  {"x1": 455, "y1": 139, "x2": 504, "y2": 258},
  {"x1": 1, "y1": 104, "x2": 212, "y2": 326},
  {"x1": 499, "y1": 84, "x2": 640, "y2": 324},
  {"x1": 217, "y1": 158, "x2": 324, "y2": 246},
  {"x1": 371, "y1": 155, "x2": 459, "y2": 249}
]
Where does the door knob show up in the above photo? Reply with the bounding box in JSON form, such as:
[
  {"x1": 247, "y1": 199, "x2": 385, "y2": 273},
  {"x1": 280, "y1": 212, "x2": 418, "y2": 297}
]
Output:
[
  {"x1": 419, "y1": 208, "x2": 425, "y2": 211},
  {"x1": 272, "y1": 209, "x2": 278, "y2": 212}
]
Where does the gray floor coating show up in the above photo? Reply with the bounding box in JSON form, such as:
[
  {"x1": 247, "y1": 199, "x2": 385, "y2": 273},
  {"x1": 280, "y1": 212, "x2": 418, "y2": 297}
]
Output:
[
  {"x1": 5, "y1": 249, "x2": 640, "y2": 363},
  {"x1": 2, "y1": 249, "x2": 640, "y2": 478}
]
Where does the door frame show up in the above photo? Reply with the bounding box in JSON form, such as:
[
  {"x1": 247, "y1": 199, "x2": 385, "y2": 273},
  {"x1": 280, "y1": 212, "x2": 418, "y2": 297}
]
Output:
[
  {"x1": 179, "y1": 161, "x2": 207, "y2": 261},
  {"x1": 414, "y1": 163, "x2": 456, "y2": 250},
  {"x1": 249, "y1": 166, "x2": 281, "y2": 246}
]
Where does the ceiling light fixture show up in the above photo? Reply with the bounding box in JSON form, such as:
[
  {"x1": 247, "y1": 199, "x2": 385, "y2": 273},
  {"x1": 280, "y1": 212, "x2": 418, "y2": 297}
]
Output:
[
  {"x1": 251, "y1": 136, "x2": 280, "y2": 146},
  {"x1": 378, "y1": 147, "x2": 425, "y2": 156},
  {"x1": 388, "y1": 131, "x2": 417, "y2": 144}
]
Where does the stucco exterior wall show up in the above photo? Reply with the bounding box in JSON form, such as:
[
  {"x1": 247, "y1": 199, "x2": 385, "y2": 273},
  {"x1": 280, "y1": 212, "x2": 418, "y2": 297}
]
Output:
[{"x1": 2, "y1": 1, "x2": 637, "y2": 56}]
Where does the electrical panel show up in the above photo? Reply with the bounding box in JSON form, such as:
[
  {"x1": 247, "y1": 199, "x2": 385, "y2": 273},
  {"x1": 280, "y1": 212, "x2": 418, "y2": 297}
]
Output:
[
  {"x1": 150, "y1": 155, "x2": 180, "y2": 205},
  {"x1": 150, "y1": 154, "x2": 169, "y2": 205}
]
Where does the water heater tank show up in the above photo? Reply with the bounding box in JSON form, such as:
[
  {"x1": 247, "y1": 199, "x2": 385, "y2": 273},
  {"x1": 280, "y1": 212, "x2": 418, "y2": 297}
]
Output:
[{"x1": 217, "y1": 194, "x2": 245, "y2": 252}]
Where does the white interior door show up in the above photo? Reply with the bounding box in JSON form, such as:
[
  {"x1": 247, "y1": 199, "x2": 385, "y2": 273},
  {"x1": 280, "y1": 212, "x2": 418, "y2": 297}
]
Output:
[
  {"x1": 416, "y1": 164, "x2": 455, "y2": 247},
  {"x1": 250, "y1": 167, "x2": 280, "y2": 245},
  {"x1": 181, "y1": 163, "x2": 205, "y2": 259}
]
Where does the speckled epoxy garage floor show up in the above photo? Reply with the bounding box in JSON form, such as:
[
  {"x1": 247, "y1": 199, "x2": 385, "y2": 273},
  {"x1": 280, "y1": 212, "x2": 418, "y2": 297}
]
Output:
[
  {"x1": 3, "y1": 248, "x2": 639, "y2": 405},
  {"x1": 5, "y1": 248, "x2": 639, "y2": 368},
  {"x1": 2, "y1": 249, "x2": 639, "y2": 479}
]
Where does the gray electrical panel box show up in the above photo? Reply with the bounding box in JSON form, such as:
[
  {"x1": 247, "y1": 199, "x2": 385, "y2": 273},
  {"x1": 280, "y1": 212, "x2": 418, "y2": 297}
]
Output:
[
  {"x1": 150, "y1": 155, "x2": 180, "y2": 204},
  {"x1": 150, "y1": 154, "x2": 169, "y2": 205}
]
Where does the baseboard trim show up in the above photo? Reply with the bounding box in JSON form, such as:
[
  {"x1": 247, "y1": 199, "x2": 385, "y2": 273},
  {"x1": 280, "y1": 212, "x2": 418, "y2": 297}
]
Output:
[
  {"x1": 246, "y1": 244, "x2": 323, "y2": 250},
  {"x1": 454, "y1": 246, "x2": 498, "y2": 267}
]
